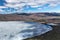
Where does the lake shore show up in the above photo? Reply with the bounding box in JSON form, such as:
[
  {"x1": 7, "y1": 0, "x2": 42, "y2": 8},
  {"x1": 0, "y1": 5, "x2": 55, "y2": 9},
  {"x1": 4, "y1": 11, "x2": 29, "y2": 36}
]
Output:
[{"x1": 25, "y1": 25, "x2": 60, "y2": 40}]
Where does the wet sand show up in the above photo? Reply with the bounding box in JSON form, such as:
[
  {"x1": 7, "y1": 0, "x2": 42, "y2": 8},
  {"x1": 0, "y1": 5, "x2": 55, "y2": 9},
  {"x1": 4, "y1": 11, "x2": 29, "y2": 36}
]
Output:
[{"x1": 25, "y1": 25, "x2": 60, "y2": 40}]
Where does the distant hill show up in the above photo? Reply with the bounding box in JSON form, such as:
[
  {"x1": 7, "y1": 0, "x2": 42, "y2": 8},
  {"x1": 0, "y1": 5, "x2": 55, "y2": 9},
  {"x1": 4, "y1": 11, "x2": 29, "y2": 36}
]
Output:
[
  {"x1": 0, "y1": 13, "x2": 60, "y2": 24},
  {"x1": 0, "y1": 12, "x2": 60, "y2": 16},
  {"x1": 14, "y1": 13, "x2": 60, "y2": 16},
  {"x1": 44, "y1": 13, "x2": 60, "y2": 16}
]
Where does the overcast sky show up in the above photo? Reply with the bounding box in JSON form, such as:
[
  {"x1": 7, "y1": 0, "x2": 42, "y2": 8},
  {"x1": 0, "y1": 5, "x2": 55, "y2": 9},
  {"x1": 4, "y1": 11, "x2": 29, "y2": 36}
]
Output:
[{"x1": 0, "y1": 0, "x2": 60, "y2": 14}]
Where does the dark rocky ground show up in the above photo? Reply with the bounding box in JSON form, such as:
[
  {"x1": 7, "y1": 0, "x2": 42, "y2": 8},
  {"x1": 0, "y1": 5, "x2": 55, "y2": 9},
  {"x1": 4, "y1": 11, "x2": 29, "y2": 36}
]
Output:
[{"x1": 24, "y1": 25, "x2": 60, "y2": 40}]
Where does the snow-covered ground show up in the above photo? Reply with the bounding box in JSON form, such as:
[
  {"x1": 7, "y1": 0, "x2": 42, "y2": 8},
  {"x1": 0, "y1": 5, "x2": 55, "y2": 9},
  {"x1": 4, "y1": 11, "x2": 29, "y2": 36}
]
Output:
[{"x1": 0, "y1": 21, "x2": 52, "y2": 40}]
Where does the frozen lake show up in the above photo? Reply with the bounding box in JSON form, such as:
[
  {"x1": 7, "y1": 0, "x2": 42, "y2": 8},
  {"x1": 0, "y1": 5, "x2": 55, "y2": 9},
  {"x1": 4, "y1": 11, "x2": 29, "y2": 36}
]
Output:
[{"x1": 0, "y1": 21, "x2": 52, "y2": 40}]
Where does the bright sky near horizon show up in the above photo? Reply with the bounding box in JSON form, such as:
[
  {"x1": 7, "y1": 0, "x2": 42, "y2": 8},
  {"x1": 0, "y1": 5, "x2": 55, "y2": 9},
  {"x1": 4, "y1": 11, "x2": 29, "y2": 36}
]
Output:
[{"x1": 0, "y1": 0, "x2": 60, "y2": 14}]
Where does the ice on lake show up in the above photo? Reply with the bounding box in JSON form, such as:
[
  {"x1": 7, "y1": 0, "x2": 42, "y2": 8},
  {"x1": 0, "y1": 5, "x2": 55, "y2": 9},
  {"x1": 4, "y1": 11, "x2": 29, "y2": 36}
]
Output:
[{"x1": 0, "y1": 21, "x2": 52, "y2": 40}]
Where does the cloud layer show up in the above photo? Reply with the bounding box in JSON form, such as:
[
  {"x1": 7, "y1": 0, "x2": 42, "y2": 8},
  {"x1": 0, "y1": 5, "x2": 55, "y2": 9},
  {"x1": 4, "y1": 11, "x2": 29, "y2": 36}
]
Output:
[{"x1": 0, "y1": 0, "x2": 60, "y2": 14}]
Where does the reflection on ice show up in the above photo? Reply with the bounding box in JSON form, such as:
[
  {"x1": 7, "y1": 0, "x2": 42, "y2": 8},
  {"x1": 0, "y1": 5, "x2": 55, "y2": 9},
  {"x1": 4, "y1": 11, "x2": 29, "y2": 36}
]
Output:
[{"x1": 0, "y1": 21, "x2": 52, "y2": 40}]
